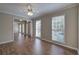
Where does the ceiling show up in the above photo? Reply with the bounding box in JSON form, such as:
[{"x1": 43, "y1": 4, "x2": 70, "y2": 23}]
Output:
[{"x1": 0, "y1": 3, "x2": 76, "y2": 20}]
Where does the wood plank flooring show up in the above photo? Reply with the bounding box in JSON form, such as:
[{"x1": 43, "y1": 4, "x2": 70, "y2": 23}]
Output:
[{"x1": 0, "y1": 33, "x2": 78, "y2": 55}]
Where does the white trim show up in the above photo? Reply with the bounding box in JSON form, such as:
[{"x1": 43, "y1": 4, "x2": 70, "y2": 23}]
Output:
[
  {"x1": 0, "y1": 40, "x2": 14, "y2": 45},
  {"x1": 41, "y1": 39, "x2": 78, "y2": 51},
  {"x1": 54, "y1": 42, "x2": 78, "y2": 51}
]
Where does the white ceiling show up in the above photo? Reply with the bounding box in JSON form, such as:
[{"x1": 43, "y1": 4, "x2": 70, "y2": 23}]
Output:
[{"x1": 0, "y1": 3, "x2": 76, "y2": 20}]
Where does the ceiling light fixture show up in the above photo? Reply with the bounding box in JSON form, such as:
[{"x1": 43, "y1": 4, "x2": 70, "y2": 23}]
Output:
[
  {"x1": 28, "y1": 11, "x2": 33, "y2": 16},
  {"x1": 27, "y1": 4, "x2": 33, "y2": 16}
]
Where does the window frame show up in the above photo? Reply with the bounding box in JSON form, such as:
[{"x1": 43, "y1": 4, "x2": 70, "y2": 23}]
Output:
[
  {"x1": 51, "y1": 15, "x2": 65, "y2": 43},
  {"x1": 35, "y1": 20, "x2": 41, "y2": 38}
]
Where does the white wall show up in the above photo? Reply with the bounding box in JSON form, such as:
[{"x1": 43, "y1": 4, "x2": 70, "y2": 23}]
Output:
[{"x1": 0, "y1": 12, "x2": 14, "y2": 44}]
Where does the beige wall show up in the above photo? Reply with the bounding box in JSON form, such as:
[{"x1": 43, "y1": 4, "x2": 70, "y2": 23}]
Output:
[
  {"x1": 0, "y1": 12, "x2": 14, "y2": 44},
  {"x1": 0, "y1": 12, "x2": 27, "y2": 44},
  {"x1": 78, "y1": 6, "x2": 79, "y2": 54},
  {"x1": 32, "y1": 6, "x2": 78, "y2": 49},
  {"x1": 28, "y1": 21, "x2": 33, "y2": 37},
  {"x1": 13, "y1": 21, "x2": 18, "y2": 33},
  {"x1": 41, "y1": 16, "x2": 52, "y2": 41},
  {"x1": 65, "y1": 7, "x2": 78, "y2": 49}
]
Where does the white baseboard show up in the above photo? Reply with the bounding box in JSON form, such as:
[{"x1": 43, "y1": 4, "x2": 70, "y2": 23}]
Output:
[
  {"x1": 0, "y1": 40, "x2": 14, "y2": 45},
  {"x1": 41, "y1": 39, "x2": 78, "y2": 51}
]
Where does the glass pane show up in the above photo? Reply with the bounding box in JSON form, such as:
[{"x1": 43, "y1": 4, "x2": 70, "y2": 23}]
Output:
[
  {"x1": 19, "y1": 24, "x2": 21, "y2": 33},
  {"x1": 22, "y1": 24, "x2": 25, "y2": 33},
  {"x1": 35, "y1": 20, "x2": 41, "y2": 37},
  {"x1": 52, "y1": 15, "x2": 65, "y2": 43}
]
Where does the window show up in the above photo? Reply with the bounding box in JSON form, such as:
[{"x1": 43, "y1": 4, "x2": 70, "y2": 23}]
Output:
[
  {"x1": 52, "y1": 15, "x2": 65, "y2": 43},
  {"x1": 19, "y1": 24, "x2": 21, "y2": 33},
  {"x1": 35, "y1": 20, "x2": 41, "y2": 38},
  {"x1": 22, "y1": 24, "x2": 25, "y2": 33}
]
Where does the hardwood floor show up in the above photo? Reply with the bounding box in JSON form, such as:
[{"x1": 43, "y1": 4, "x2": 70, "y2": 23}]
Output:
[{"x1": 0, "y1": 33, "x2": 77, "y2": 55}]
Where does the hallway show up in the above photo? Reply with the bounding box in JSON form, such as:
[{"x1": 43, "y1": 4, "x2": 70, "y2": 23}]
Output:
[{"x1": 0, "y1": 33, "x2": 77, "y2": 55}]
